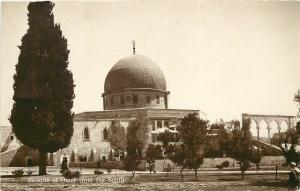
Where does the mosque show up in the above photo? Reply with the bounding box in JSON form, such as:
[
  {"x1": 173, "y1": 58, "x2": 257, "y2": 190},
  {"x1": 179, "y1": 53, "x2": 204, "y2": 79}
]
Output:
[
  {"x1": 0, "y1": 44, "x2": 206, "y2": 167},
  {"x1": 1, "y1": 44, "x2": 297, "y2": 168}
]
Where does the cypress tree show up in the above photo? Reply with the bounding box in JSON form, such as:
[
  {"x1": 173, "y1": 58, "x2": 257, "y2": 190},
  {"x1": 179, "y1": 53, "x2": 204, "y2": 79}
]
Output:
[{"x1": 9, "y1": 1, "x2": 75, "y2": 175}]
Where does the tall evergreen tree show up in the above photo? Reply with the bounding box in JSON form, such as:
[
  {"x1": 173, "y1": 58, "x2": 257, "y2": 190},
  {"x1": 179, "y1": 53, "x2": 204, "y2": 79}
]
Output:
[
  {"x1": 108, "y1": 120, "x2": 127, "y2": 158},
  {"x1": 9, "y1": 1, "x2": 75, "y2": 175},
  {"x1": 124, "y1": 119, "x2": 143, "y2": 180}
]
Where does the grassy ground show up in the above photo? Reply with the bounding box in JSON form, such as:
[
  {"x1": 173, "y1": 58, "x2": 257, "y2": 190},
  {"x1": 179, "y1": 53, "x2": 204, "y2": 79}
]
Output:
[{"x1": 0, "y1": 172, "x2": 291, "y2": 191}]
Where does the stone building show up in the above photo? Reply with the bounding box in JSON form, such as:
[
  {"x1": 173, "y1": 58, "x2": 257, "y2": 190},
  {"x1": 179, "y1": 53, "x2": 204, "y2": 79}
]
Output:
[
  {"x1": 53, "y1": 53, "x2": 206, "y2": 166},
  {"x1": 1, "y1": 52, "x2": 206, "y2": 167}
]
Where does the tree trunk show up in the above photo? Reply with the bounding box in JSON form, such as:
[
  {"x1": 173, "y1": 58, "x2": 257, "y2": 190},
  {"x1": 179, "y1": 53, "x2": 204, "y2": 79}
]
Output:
[
  {"x1": 39, "y1": 150, "x2": 47, "y2": 175},
  {"x1": 180, "y1": 167, "x2": 184, "y2": 181},
  {"x1": 129, "y1": 170, "x2": 135, "y2": 180},
  {"x1": 241, "y1": 170, "x2": 244, "y2": 180},
  {"x1": 194, "y1": 168, "x2": 198, "y2": 180}
]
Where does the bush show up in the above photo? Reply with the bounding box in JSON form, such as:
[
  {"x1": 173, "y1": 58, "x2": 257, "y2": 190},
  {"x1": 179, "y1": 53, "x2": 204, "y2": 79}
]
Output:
[
  {"x1": 12, "y1": 169, "x2": 24, "y2": 177},
  {"x1": 216, "y1": 160, "x2": 230, "y2": 169},
  {"x1": 102, "y1": 162, "x2": 114, "y2": 174},
  {"x1": 94, "y1": 170, "x2": 104, "y2": 175},
  {"x1": 221, "y1": 161, "x2": 229, "y2": 168},
  {"x1": 216, "y1": 164, "x2": 223, "y2": 169},
  {"x1": 62, "y1": 170, "x2": 81, "y2": 179},
  {"x1": 106, "y1": 169, "x2": 112, "y2": 174},
  {"x1": 26, "y1": 170, "x2": 33, "y2": 176}
]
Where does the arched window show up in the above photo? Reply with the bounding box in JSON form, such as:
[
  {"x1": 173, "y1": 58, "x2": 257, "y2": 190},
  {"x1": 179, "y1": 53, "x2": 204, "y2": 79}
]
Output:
[
  {"x1": 151, "y1": 121, "x2": 155, "y2": 131},
  {"x1": 164, "y1": 121, "x2": 169, "y2": 128},
  {"x1": 103, "y1": 128, "x2": 108, "y2": 140},
  {"x1": 83, "y1": 127, "x2": 90, "y2": 140},
  {"x1": 120, "y1": 95, "x2": 125, "y2": 104},
  {"x1": 126, "y1": 95, "x2": 132, "y2": 102},
  {"x1": 110, "y1": 97, "x2": 114, "y2": 106},
  {"x1": 133, "y1": 95, "x2": 138, "y2": 104},
  {"x1": 157, "y1": 121, "x2": 162, "y2": 128},
  {"x1": 156, "y1": 96, "x2": 160, "y2": 104},
  {"x1": 146, "y1": 96, "x2": 151, "y2": 103}
]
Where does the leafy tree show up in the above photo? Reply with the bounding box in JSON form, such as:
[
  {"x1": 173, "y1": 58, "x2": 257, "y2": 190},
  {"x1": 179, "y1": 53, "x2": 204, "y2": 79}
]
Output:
[
  {"x1": 206, "y1": 121, "x2": 226, "y2": 157},
  {"x1": 285, "y1": 145, "x2": 299, "y2": 165},
  {"x1": 9, "y1": 2, "x2": 74, "y2": 175},
  {"x1": 250, "y1": 147, "x2": 263, "y2": 171},
  {"x1": 270, "y1": 128, "x2": 300, "y2": 165},
  {"x1": 159, "y1": 113, "x2": 208, "y2": 181},
  {"x1": 146, "y1": 144, "x2": 163, "y2": 160},
  {"x1": 223, "y1": 118, "x2": 262, "y2": 179},
  {"x1": 108, "y1": 120, "x2": 127, "y2": 159},
  {"x1": 178, "y1": 113, "x2": 208, "y2": 180},
  {"x1": 166, "y1": 144, "x2": 187, "y2": 181},
  {"x1": 157, "y1": 130, "x2": 179, "y2": 149},
  {"x1": 145, "y1": 144, "x2": 163, "y2": 174}
]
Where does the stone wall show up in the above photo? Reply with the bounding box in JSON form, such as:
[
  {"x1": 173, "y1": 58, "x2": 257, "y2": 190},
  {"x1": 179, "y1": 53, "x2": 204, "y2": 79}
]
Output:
[
  {"x1": 260, "y1": 156, "x2": 285, "y2": 166},
  {"x1": 0, "y1": 145, "x2": 40, "y2": 167},
  {"x1": 54, "y1": 120, "x2": 130, "y2": 166},
  {"x1": 153, "y1": 156, "x2": 285, "y2": 171},
  {"x1": 202, "y1": 158, "x2": 238, "y2": 168},
  {"x1": 202, "y1": 156, "x2": 285, "y2": 168}
]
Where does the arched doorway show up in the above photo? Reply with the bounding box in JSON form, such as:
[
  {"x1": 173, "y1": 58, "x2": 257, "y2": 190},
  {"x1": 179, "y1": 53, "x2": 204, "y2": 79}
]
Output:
[{"x1": 25, "y1": 157, "x2": 33, "y2": 167}]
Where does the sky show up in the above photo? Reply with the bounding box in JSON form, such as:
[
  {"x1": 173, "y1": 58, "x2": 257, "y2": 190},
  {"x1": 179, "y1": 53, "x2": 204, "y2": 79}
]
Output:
[{"x1": 1, "y1": 1, "x2": 300, "y2": 126}]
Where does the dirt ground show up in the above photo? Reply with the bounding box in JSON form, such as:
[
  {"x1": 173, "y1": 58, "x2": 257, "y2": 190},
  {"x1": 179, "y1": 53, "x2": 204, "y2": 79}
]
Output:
[{"x1": 0, "y1": 172, "x2": 291, "y2": 191}]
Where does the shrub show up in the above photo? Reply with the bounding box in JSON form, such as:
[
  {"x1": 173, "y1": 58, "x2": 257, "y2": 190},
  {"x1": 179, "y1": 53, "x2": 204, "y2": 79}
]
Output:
[
  {"x1": 221, "y1": 161, "x2": 229, "y2": 168},
  {"x1": 102, "y1": 162, "x2": 114, "y2": 174},
  {"x1": 94, "y1": 170, "x2": 104, "y2": 175},
  {"x1": 79, "y1": 155, "x2": 87, "y2": 162},
  {"x1": 106, "y1": 168, "x2": 112, "y2": 174},
  {"x1": 12, "y1": 169, "x2": 24, "y2": 177},
  {"x1": 216, "y1": 164, "x2": 223, "y2": 169},
  {"x1": 216, "y1": 160, "x2": 230, "y2": 169},
  {"x1": 26, "y1": 170, "x2": 33, "y2": 176},
  {"x1": 62, "y1": 170, "x2": 81, "y2": 179}
]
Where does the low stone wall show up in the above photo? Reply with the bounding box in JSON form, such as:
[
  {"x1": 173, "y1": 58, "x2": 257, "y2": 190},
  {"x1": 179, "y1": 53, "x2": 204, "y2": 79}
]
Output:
[
  {"x1": 0, "y1": 145, "x2": 40, "y2": 167},
  {"x1": 202, "y1": 158, "x2": 237, "y2": 168},
  {"x1": 260, "y1": 156, "x2": 285, "y2": 166},
  {"x1": 154, "y1": 159, "x2": 175, "y2": 172},
  {"x1": 202, "y1": 156, "x2": 285, "y2": 168},
  {"x1": 70, "y1": 160, "x2": 147, "y2": 171},
  {"x1": 69, "y1": 162, "x2": 97, "y2": 168},
  {"x1": 153, "y1": 156, "x2": 285, "y2": 171},
  {"x1": 8, "y1": 145, "x2": 39, "y2": 167}
]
